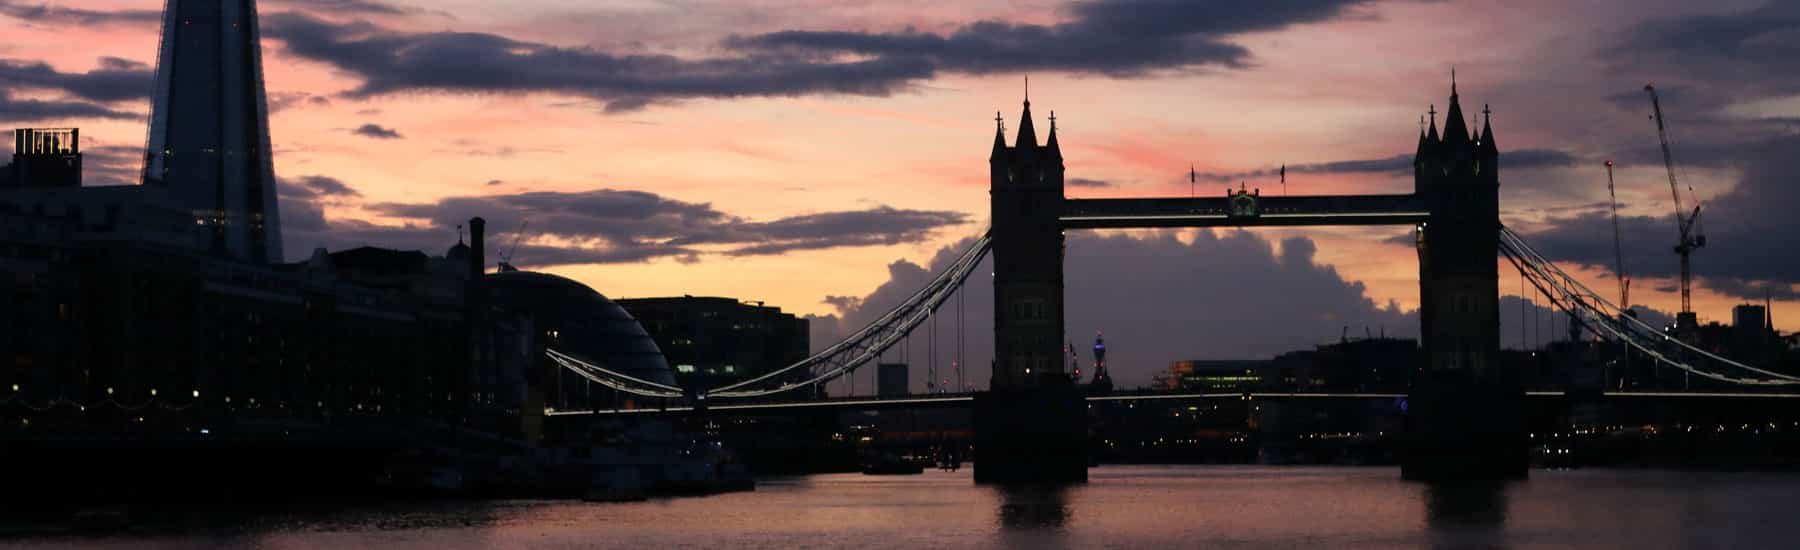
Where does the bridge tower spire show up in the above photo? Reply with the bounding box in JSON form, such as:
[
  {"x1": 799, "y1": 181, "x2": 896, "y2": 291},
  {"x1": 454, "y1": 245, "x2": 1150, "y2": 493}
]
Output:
[{"x1": 1015, "y1": 93, "x2": 1038, "y2": 148}]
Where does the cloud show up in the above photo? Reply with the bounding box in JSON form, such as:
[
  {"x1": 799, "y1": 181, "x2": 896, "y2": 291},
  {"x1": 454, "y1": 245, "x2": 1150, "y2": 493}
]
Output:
[
  {"x1": 732, "y1": 0, "x2": 1378, "y2": 76},
  {"x1": 0, "y1": 0, "x2": 158, "y2": 26},
  {"x1": 1520, "y1": 133, "x2": 1800, "y2": 300},
  {"x1": 261, "y1": 12, "x2": 934, "y2": 113},
  {"x1": 266, "y1": 0, "x2": 439, "y2": 17},
  {"x1": 1606, "y1": 1, "x2": 1800, "y2": 104},
  {"x1": 350, "y1": 123, "x2": 403, "y2": 139},
  {"x1": 261, "y1": 1, "x2": 1380, "y2": 111},
  {"x1": 1067, "y1": 178, "x2": 1115, "y2": 188},
  {"x1": 485, "y1": 179, "x2": 505, "y2": 186},
  {"x1": 282, "y1": 175, "x2": 363, "y2": 198},
  {"x1": 284, "y1": 187, "x2": 969, "y2": 266},
  {"x1": 813, "y1": 229, "x2": 1416, "y2": 391},
  {"x1": 269, "y1": 92, "x2": 332, "y2": 113},
  {"x1": 433, "y1": 140, "x2": 563, "y2": 157},
  {"x1": 76, "y1": 144, "x2": 143, "y2": 187},
  {"x1": 0, "y1": 57, "x2": 153, "y2": 103},
  {"x1": 0, "y1": 89, "x2": 137, "y2": 123},
  {"x1": 1195, "y1": 148, "x2": 1582, "y2": 183}
]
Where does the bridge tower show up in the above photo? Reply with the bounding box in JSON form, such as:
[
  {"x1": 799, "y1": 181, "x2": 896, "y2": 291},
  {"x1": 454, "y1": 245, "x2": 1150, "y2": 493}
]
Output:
[
  {"x1": 1406, "y1": 77, "x2": 1526, "y2": 480},
  {"x1": 976, "y1": 95, "x2": 1087, "y2": 483}
]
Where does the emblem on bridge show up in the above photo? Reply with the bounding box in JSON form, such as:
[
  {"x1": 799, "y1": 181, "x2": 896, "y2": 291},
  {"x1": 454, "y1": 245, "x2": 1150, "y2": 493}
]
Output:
[{"x1": 1227, "y1": 183, "x2": 1260, "y2": 219}]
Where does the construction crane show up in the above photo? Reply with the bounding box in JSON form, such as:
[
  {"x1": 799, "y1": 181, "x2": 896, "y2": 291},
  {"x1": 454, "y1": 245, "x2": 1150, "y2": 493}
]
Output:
[
  {"x1": 498, "y1": 220, "x2": 529, "y2": 271},
  {"x1": 1604, "y1": 160, "x2": 1630, "y2": 313},
  {"x1": 1644, "y1": 84, "x2": 1706, "y2": 327}
]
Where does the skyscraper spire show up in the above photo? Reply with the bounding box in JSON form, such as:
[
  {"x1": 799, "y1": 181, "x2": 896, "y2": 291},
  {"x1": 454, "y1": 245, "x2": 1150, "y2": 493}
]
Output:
[{"x1": 143, "y1": 0, "x2": 283, "y2": 264}]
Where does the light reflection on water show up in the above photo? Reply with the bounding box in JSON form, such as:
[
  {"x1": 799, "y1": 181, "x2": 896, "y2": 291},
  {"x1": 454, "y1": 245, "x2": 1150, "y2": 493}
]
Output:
[{"x1": 9, "y1": 465, "x2": 1800, "y2": 549}]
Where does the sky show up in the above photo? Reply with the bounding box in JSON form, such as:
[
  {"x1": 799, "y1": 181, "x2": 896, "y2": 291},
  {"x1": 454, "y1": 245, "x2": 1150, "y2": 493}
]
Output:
[{"x1": 1, "y1": 0, "x2": 1795, "y2": 390}]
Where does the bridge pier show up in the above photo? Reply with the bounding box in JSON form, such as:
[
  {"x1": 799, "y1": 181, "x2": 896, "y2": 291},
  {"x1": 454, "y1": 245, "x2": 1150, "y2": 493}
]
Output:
[
  {"x1": 1402, "y1": 373, "x2": 1528, "y2": 481},
  {"x1": 973, "y1": 388, "x2": 1089, "y2": 484}
]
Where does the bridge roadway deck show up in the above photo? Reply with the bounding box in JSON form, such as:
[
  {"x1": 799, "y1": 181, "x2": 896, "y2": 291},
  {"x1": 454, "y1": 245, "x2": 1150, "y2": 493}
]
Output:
[
  {"x1": 1060, "y1": 194, "x2": 1429, "y2": 229},
  {"x1": 544, "y1": 390, "x2": 1800, "y2": 417}
]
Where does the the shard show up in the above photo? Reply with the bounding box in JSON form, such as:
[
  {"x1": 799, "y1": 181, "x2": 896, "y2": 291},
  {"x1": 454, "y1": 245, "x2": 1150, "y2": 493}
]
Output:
[{"x1": 141, "y1": 0, "x2": 283, "y2": 264}]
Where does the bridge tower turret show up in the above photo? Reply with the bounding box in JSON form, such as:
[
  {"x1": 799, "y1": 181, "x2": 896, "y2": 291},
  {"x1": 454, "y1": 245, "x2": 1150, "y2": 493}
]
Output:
[{"x1": 1406, "y1": 74, "x2": 1523, "y2": 480}]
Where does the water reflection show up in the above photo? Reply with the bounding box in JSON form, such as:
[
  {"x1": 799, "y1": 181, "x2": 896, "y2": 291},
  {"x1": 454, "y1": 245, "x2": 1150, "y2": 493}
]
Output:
[
  {"x1": 1423, "y1": 482, "x2": 1511, "y2": 550},
  {"x1": 992, "y1": 483, "x2": 1072, "y2": 530}
]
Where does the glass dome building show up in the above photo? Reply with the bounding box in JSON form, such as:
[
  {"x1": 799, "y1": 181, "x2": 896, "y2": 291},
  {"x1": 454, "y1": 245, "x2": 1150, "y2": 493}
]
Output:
[{"x1": 485, "y1": 271, "x2": 676, "y2": 389}]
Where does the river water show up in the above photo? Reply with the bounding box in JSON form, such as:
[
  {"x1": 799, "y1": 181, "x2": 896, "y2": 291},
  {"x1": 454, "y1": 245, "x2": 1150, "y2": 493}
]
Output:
[{"x1": 8, "y1": 465, "x2": 1799, "y2": 549}]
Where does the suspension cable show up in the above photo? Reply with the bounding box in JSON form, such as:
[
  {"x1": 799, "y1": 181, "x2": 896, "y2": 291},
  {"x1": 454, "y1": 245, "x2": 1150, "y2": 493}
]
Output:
[{"x1": 1499, "y1": 227, "x2": 1799, "y2": 385}]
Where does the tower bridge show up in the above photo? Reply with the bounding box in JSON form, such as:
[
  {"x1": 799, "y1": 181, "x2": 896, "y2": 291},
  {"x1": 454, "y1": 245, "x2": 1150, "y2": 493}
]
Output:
[{"x1": 547, "y1": 78, "x2": 1800, "y2": 483}]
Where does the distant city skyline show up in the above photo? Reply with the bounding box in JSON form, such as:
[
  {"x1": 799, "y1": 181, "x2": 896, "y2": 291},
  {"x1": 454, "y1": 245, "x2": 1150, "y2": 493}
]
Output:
[{"x1": 1, "y1": 1, "x2": 1794, "y2": 387}]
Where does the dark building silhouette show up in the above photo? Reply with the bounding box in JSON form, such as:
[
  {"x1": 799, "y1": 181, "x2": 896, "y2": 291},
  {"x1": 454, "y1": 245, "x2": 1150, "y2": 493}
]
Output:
[
  {"x1": 616, "y1": 296, "x2": 808, "y2": 391},
  {"x1": 878, "y1": 362, "x2": 909, "y2": 397},
  {"x1": 141, "y1": 0, "x2": 283, "y2": 264},
  {"x1": 6, "y1": 129, "x2": 81, "y2": 189},
  {"x1": 0, "y1": 222, "x2": 477, "y2": 432}
]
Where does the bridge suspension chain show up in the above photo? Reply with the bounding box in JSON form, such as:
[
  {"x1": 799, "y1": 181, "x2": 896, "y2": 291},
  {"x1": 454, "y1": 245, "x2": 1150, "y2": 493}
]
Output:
[
  {"x1": 1498, "y1": 226, "x2": 1800, "y2": 386},
  {"x1": 545, "y1": 348, "x2": 687, "y2": 399},
  {"x1": 705, "y1": 233, "x2": 993, "y2": 399}
]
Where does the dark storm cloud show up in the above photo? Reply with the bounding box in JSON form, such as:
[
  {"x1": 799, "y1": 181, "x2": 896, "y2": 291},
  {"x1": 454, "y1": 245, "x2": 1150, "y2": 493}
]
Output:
[
  {"x1": 0, "y1": 90, "x2": 137, "y2": 123},
  {"x1": 1512, "y1": 1, "x2": 1800, "y2": 301},
  {"x1": 260, "y1": 12, "x2": 934, "y2": 112},
  {"x1": 0, "y1": 57, "x2": 152, "y2": 103},
  {"x1": 350, "y1": 123, "x2": 404, "y2": 139},
  {"x1": 0, "y1": 0, "x2": 158, "y2": 26},
  {"x1": 732, "y1": 0, "x2": 1377, "y2": 76},
  {"x1": 260, "y1": 1, "x2": 1380, "y2": 111},
  {"x1": 813, "y1": 230, "x2": 1416, "y2": 390},
  {"x1": 1607, "y1": 1, "x2": 1800, "y2": 101},
  {"x1": 283, "y1": 188, "x2": 969, "y2": 266},
  {"x1": 1194, "y1": 148, "x2": 1581, "y2": 183},
  {"x1": 1521, "y1": 134, "x2": 1800, "y2": 300}
]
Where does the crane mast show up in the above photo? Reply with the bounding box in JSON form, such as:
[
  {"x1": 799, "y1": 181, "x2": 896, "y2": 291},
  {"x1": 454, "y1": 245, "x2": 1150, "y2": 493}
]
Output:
[
  {"x1": 1605, "y1": 160, "x2": 1630, "y2": 312},
  {"x1": 1644, "y1": 84, "x2": 1705, "y2": 328}
]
